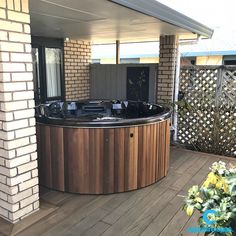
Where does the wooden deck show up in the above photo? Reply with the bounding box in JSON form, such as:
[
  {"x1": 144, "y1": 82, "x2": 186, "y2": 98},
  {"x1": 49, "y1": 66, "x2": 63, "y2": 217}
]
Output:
[{"x1": 1, "y1": 147, "x2": 235, "y2": 236}]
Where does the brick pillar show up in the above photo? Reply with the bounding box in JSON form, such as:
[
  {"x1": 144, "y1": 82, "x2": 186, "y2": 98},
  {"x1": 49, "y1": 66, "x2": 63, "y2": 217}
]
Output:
[
  {"x1": 0, "y1": 0, "x2": 39, "y2": 223},
  {"x1": 157, "y1": 35, "x2": 179, "y2": 104},
  {"x1": 64, "y1": 40, "x2": 91, "y2": 101}
]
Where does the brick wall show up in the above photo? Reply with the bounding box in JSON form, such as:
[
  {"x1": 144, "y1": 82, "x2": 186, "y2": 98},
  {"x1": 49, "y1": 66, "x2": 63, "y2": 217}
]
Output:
[
  {"x1": 157, "y1": 35, "x2": 179, "y2": 103},
  {"x1": 0, "y1": 0, "x2": 39, "y2": 223},
  {"x1": 64, "y1": 40, "x2": 91, "y2": 101}
]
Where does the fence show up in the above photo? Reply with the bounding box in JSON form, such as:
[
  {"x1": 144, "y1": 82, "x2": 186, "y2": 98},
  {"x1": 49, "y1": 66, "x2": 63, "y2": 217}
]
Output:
[
  {"x1": 178, "y1": 66, "x2": 236, "y2": 157},
  {"x1": 90, "y1": 64, "x2": 157, "y2": 103}
]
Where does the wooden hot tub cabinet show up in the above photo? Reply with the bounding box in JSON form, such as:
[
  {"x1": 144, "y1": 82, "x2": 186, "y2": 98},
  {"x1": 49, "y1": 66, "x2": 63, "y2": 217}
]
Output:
[{"x1": 37, "y1": 119, "x2": 171, "y2": 194}]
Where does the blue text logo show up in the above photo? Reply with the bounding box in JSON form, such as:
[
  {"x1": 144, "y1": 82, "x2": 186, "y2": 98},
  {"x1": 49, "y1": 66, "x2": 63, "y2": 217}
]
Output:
[{"x1": 187, "y1": 209, "x2": 233, "y2": 234}]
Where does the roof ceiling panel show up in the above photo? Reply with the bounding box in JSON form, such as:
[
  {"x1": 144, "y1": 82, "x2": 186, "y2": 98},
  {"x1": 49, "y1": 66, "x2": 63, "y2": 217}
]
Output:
[{"x1": 29, "y1": 0, "x2": 213, "y2": 43}]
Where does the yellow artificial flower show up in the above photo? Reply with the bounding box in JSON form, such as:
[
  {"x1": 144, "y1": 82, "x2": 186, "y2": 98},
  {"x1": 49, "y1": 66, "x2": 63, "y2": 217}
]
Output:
[
  {"x1": 215, "y1": 181, "x2": 223, "y2": 189},
  {"x1": 213, "y1": 177, "x2": 229, "y2": 193},
  {"x1": 186, "y1": 206, "x2": 194, "y2": 216},
  {"x1": 208, "y1": 172, "x2": 218, "y2": 185},
  {"x1": 195, "y1": 197, "x2": 203, "y2": 203},
  {"x1": 222, "y1": 181, "x2": 229, "y2": 193},
  {"x1": 203, "y1": 179, "x2": 210, "y2": 188}
]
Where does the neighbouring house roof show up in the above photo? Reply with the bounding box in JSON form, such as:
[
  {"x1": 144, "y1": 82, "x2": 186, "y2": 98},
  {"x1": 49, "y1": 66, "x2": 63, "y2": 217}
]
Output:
[
  {"x1": 29, "y1": 0, "x2": 213, "y2": 43},
  {"x1": 92, "y1": 50, "x2": 236, "y2": 60},
  {"x1": 181, "y1": 50, "x2": 236, "y2": 57}
]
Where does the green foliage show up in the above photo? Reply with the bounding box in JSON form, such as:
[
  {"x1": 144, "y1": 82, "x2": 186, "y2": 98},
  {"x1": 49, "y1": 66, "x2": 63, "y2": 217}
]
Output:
[{"x1": 183, "y1": 161, "x2": 236, "y2": 235}]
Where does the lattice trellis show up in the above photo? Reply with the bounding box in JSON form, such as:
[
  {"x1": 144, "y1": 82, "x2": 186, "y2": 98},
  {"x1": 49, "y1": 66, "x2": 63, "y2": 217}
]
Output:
[{"x1": 178, "y1": 66, "x2": 236, "y2": 157}]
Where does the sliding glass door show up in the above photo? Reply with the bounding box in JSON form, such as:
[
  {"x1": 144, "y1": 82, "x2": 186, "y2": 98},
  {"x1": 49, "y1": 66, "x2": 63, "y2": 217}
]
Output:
[{"x1": 32, "y1": 37, "x2": 64, "y2": 104}]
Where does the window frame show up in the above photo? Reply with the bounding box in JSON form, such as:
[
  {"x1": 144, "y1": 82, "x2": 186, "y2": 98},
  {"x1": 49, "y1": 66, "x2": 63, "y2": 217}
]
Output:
[{"x1": 32, "y1": 36, "x2": 65, "y2": 104}]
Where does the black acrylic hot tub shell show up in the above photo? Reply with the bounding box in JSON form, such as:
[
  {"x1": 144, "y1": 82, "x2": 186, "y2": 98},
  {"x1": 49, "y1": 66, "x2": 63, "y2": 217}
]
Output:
[{"x1": 36, "y1": 100, "x2": 172, "y2": 128}]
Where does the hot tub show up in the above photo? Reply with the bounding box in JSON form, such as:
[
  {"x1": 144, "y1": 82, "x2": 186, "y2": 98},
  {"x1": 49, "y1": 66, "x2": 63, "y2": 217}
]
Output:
[{"x1": 36, "y1": 100, "x2": 171, "y2": 194}]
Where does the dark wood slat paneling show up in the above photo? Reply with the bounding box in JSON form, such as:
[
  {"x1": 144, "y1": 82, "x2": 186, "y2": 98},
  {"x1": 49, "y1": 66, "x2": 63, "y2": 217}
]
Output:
[
  {"x1": 133, "y1": 127, "x2": 138, "y2": 190},
  {"x1": 145, "y1": 125, "x2": 151, "y2": 185},
  {"x1": 37, "y1": 119, "x2": 170, "y2": 194},
  {"x1": 165, "y1": 120, "x2": 171, "y2": 176},
  {"x1": 80, "y1": 129, "x2": 90, "y2": 193},
  {"x1": 114, "y1": 128, "x2": 125, "y2": 193},
  {"x1": 63, "y1": 128, "x2": 79, "y2": 193},
  {"x1": 155, "y1": 123, "x2": 160, "y2": 181},
  {"x1": 103, "y1": 129, "x2": 115, "y2": 194},
  {"x1": 151, "y1": 123, "x2": 157, "y2": 183},
  {"x1": 40, "y1": 125, "x2": 52, "y2": 188},
  {"x1": 88, "y1": 129, "x2": 96, "y2": 193},
  {"x1": 125, "y1": 127, "x2": 138, "y2": 191},
  {"x1": 96, "y1": 129, "x2": 104, "y2": 194},
  {"x1": 88, "y1": 128, "x2": 105, "y2": 194},
  {"x1": 138, "y1": 126, "x2": 146, "y2": 188},
  {"x1": 50, "y1": 126, "x2": 64, "y2": 191},
  {"x1": 158, "y1": 121, "x2": 165, "y2": 180}
]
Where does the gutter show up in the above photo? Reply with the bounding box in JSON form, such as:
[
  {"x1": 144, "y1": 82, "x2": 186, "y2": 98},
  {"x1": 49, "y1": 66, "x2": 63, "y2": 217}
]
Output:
[{"x1": 109, "y1": 0, "x2": 214, "y2": 38}]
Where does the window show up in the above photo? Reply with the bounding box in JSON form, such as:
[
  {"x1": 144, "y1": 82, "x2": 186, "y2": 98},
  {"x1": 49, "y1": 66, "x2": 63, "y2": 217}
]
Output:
[
  {"x1": 181, "y1": 57, "x2": 196, "y2": 66},
  {"x1": 121, "y1": 58, "x2": 140, "y2": 64},
  {"x1": 223, "y1": 55, "x2": 236, "y2": 65},
  {"x1": 32, "y1": 37, "x2": 64, "y2": 104}
]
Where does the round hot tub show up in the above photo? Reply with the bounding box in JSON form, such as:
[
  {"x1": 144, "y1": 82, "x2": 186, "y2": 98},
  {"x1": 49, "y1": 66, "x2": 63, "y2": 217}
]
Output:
[{"x1": 36, "y1": 100, "x2": 171, "y2": 194}]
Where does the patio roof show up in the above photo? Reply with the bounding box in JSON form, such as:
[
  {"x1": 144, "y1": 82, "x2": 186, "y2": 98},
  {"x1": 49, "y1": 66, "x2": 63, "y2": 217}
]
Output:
[{"x1": 29, "y1": 0, "x2": 213, "y2": 43}]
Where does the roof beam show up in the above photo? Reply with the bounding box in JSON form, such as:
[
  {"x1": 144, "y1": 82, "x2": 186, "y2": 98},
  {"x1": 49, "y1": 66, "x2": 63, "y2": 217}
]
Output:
[{"x1": 116, "y1": 40, "x2": 120, "y2": 64}]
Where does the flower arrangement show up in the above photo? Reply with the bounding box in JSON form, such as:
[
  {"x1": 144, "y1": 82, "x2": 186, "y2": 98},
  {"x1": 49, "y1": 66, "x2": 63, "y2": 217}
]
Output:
[{"x1": 183, "y1": 161, "x2": 236, "y2": 235}]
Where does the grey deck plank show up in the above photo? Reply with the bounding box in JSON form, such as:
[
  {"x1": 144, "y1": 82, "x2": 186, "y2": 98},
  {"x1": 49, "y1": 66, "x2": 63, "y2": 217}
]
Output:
[
  {"x1": 180, "y1": 212, "x2": 201, "y2": 236},
  {"x1": 169, "y1": 155, "x2": 209, "y2": 191},
  {"x1": 82, "y1": 221, "x2": 111, "y2": 236},
  {"x1": 101, "y1": 186, "x2": 171, "y2": 236},
  {"x1": 63, "y1": 192, "x2": 135, "y2": 235},
  {"x1": 7, "y1": 147, "x2": 234, "y2": 236},
  {"x1": 40, "y1": 195, "x2": 114, "y2": 236},
  {"x1": 115, "y1": 188, "x2": 177, "y2": 236},
  {"x1": 101, "y1": 184, "x2": 158, "y2": 225},
  {"x1": 17, "y1": 195, "x2": 96, "y2": 236},
  {"x1": 140, "y1": 193, "x2": 184, "y2": 236},
  {"x1": 66, "y1": 208, "x2": 110, "y2": 236},
  {"x1": 159, "y1": 206, "x2": 190, "y2": 236},
  {"x1": 40, "y1": 189, "x2": 73, "y2": 206}
]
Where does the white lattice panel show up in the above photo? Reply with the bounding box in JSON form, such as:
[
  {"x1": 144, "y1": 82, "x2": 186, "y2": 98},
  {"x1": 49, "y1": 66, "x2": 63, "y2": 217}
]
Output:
[{"x1": 178, "y1": 66, "x2": 236, "y2": 157}]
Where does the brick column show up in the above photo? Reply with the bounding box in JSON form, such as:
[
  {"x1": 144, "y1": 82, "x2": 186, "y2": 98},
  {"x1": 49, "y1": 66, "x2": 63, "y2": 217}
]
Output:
[
  {"x1": 0, "y1": 0, "x2": 39, "y2": 223},
  {"x1": 64, "y1": 40, "x2": 91, "y2": 101},
  {"x1": 157, "y1": 35, "x2": 179, "y2": 104}
]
